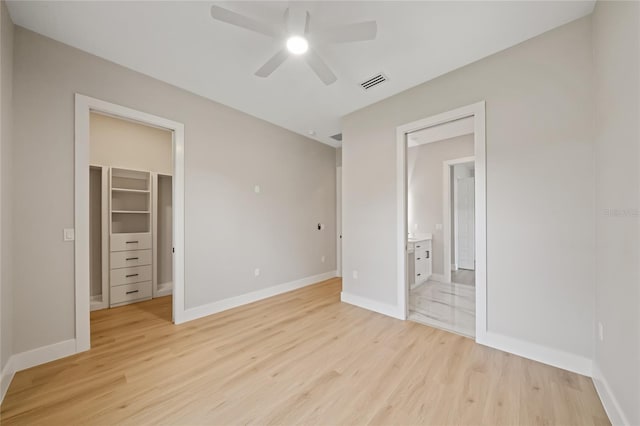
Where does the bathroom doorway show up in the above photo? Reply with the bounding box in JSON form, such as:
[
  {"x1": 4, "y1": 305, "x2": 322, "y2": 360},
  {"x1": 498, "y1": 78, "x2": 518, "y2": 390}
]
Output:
[{"x1": 396, "y1": 102, "x2": 486, "y2": 341}]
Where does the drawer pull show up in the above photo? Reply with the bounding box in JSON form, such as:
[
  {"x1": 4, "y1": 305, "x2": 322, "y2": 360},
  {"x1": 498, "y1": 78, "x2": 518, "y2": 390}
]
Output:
[
  {"x1": 126, "y1": 273, "x2": 139, "y2": 278},
  {"x1": 125, "y1": 240, "x2": 139, "y2": 244},
  {"x1": 417, "y1": 273, "x2": 421, "y2": 276},
  {"x1": 416, "y1": 245, "x2": 421, "y2": 248},
  {"x1": 417, "y1": 258, "x2": 421, "y2": 260},
  {"x1": 426, "y1": 251, "x2": 430, "y2": 259},
  {"x1": 126, "y1": 290, "x2": 139, "y2": 295},
  {"x1": 126, "y1": 257, "x2": 139, "y2": 261}
]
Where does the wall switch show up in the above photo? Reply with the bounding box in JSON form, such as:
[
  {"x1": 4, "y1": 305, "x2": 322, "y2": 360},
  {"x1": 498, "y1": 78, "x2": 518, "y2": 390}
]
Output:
[
  {"x1": 435, "y1": 224, "x2": 443, "y2": 230},
  {"x1": 598, "y1": 322, "x2": 604, "y2": 342},
  {"x1": 321, "y1": 256, "x2": 325, "y2": 263},
  {"x1": 317, "y1": 223, "x2": 325, "y2": 230},
  {"x1": 63, "y1": 228, "x2": 75, "y2": 241},
  {"x1": 254, "y1": 268, "x2": 260, "y2": 277},
  {"x1": 352, "y1": 270, "x2": 358, "y2": 279},
  {"x1": 254, "y1": 185, "x2": 261, "y2": 194}
]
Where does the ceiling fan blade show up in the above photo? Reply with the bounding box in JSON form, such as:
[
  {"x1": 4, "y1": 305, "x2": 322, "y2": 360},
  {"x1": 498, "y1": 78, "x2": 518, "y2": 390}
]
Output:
[
  {"x1": 210, "y1": 5, "x2": 279, "y2": 37},
  {"x1": 255, "y1": 49, "x2": 289, "y2": 77},
  {"x1": 304, "y1": 11, "x2": 311, "y2": 35},
  {"x1": 304, "y1": 48, "x2": 337, "y2": 85},
  {"x1": 283, "y1": 7, "x2": 290, "y2": 32},
  {"x1": 315, "y1": 21, "x2": 377, "y2": 43}
]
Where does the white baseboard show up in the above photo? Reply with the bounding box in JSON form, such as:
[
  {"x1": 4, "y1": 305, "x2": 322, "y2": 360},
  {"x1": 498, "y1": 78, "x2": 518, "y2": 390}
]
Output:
[
  {"x1": 478, "y1": 332, "x2": 592, "y2": 376},
  {"x1": 451, "y1": 264, "x2": 458, "y2": 271},
  {"x1": 1, "y1": 356, "x2": 16, "y2": 403},
  {"x1": 1, "y1": 338, "x2": 77, "y2": 404},
  {"x1": 592, "y1": 364, "x2": 629, "y2": 426},
  {"x1": 340, "y1": 291, "x2": 404, "y2": 320},
  {"x1": 178, "y1": 271, "x2": 337, "y2": 324},
  {"x1": 431, "y1": 273, "x2": 447, "y2": 283}
]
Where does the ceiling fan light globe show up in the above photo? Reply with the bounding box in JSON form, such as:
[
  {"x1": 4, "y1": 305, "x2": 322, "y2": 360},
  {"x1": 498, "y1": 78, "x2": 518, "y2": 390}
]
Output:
[{"x1": 286, "y1": 36, "x2": 309, "y2": 55}]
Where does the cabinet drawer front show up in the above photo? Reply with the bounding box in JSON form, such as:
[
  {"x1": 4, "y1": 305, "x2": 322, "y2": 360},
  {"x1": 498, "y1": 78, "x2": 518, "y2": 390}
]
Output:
[
  {"x1": 110, "y1": 265, "x2": 152, "y2": 287},
  {"x1": 111, "y1": 281, "x2": 152, "y2": 305},
  {"x1": 110, "y1": 250, "x2": 152, "y2": 269},
  {"x1": 110, "y1": 233, "x2": 152, "y2": 252}
]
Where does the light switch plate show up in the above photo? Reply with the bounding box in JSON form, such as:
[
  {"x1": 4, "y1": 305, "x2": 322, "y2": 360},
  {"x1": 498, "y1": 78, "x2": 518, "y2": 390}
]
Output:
[{"x1": 63, "y1": 228, "x2": 75, "y2": 241}]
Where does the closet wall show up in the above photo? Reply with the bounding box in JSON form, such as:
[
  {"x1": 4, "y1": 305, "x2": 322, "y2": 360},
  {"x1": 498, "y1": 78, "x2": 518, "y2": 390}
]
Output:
[{"x1": 90, "y1": 112, "x2": 172, "y2": 173}]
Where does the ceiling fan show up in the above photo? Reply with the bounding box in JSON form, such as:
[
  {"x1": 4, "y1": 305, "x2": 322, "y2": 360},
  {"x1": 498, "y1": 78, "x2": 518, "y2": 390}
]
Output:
[{"x1": 210, "y1": 4, "x2": 377, "y2": 85}]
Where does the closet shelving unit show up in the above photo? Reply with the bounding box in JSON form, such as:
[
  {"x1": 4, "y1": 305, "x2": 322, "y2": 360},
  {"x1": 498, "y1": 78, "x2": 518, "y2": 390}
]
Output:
[
  {"x1": 90, "y1": 166, "x2": 173, "y2": 311},
  {"x1": 109, "y1": 168, "x2": 153, "y2": 307}
]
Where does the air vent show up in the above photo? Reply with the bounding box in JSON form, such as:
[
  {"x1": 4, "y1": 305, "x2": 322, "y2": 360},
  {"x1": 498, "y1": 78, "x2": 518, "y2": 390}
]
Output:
[
  {"x1": 330, "y1": 133, "x2": 343, "y2": 142},
  {"x1": 360, "y1": 73, "x2": 388, "y2": 90}
]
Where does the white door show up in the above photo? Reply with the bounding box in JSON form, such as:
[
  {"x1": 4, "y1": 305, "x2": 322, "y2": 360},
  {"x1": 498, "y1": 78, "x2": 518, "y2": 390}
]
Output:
[
  {"x1": 456, "y1": 177, "x2": 475, "y2": 270},
  {"x1": 336, "y1": 167, "x2": 342, "y2": 277}
]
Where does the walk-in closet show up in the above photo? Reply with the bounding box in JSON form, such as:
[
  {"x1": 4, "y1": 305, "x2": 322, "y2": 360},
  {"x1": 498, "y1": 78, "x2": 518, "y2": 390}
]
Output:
[{"x1": 89, "y1": 112, "x2": 173, "y2": 312}]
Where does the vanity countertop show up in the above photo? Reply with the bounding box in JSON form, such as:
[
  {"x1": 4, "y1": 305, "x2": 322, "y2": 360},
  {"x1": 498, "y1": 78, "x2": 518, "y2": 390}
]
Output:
[{"x1": 408, "y1": 234, "x2": 433, "y2": 243}]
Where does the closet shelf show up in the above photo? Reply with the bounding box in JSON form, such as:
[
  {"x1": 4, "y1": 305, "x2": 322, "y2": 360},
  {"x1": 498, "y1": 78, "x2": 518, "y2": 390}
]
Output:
[
  {"x1": 112, "y1": 210, "x2": 150, "y2": 214},
  {"x1": 112, "y1": 188, "x2": 150, "y2": 194}
]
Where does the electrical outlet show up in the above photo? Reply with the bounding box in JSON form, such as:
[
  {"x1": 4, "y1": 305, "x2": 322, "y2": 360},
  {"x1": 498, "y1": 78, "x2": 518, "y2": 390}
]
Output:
[
  {"x1": 598, "y1": 322, "x2": 604, "y2": 342},
  {"x1": 352, "y1": 270, "x2": 358, "y2": 279},
  {"x1": 321, "y1": 255, "x2": 325, "y2": 263},
  {"x1": 254, "y1": 185, "x2": 261, "y2": 193},
  {"x1": 254, "y1": 268, "x2": 260, "y2": 277}
]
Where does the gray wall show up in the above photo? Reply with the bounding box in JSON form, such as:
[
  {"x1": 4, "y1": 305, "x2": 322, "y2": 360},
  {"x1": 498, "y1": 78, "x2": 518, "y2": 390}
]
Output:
[
  {"x1": 342, "y1": 16, "x2": 594, "y2": 358},
  {"x1": 592, "y1": 1, "x2": 640, "y2": 424},
  {"x1": 12, "y1": 27, "x2": 336, "y2": 354},
  {"x1": 0, "y1": 0, "x2": 13, "y2": 371},
  {"x1": 407, "y1": 135, "x2": 474, "y2": 275}
]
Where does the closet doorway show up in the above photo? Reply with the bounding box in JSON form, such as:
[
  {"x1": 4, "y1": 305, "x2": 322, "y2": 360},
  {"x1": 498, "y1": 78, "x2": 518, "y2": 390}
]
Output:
[{"x1": 75, "y1": 95, "x2": 185, "y2": 353}]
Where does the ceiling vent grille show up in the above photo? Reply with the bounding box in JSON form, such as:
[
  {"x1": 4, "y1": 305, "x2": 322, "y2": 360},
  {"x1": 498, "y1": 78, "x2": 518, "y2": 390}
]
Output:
[
  {"x1": 360, "y1": 73, "x2": 388, "y2": 90},
  {"x1": 330, "y1": 133, "x2": 343, "y2": 142}
]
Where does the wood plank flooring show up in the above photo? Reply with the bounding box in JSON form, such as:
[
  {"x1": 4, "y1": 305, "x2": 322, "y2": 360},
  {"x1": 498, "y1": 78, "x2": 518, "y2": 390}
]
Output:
[{"x1": 1, "y1": 278, "x2": 608, "y2": 425}]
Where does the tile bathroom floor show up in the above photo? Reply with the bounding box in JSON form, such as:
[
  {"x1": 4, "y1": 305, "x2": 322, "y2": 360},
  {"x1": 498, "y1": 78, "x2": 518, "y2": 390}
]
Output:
[{"x1": 408, "y1": 280, "x2": 475, "y2": 338}]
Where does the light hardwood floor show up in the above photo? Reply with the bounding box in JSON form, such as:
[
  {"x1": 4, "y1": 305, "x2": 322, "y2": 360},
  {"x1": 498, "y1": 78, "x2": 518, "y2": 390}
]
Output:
[{"x1": 1, "y1": 278, "x2": 608, "y2": 425}]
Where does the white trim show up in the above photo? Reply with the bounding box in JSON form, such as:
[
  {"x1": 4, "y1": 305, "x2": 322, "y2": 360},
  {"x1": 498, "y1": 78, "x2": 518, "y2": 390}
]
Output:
[
  {"x1": 482, "y1": 332, "x2": 592, "y2": 376},
  {"x1": 430, "y1": 273, "x2": 447, "y2": 283},
  {"x1": 1, "y1": 357, "x2": 15, "y2": 403},
  {"x1": 1, "y1": 339, "x2": 77, "y2": 403},
  {"x1": 443, "y1": 156, "x2": 475, "y2": 284},
  {"x1": 396, "y1": 101, "x2": 487, "y2": 341},
  {"x1": 340, "y1": 292, "x2": 404, "y2": 320},
  {"x1": 74, "y1": 94, "x2": 186, "y2": 348},
  {"x1": 336, "y1": 166, "x2": 342, "y2": 277},
  {"x1": 592, "y1": 364, "x2": 629, "y2": 426},
  {"x1": 177, "y1": 271, "x2": 337, "y2": 324}
]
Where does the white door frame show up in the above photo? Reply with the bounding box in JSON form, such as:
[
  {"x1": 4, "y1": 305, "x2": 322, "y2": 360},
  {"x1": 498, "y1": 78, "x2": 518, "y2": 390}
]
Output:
[
  {"x1": 396, "y1": 101, "x2": 487, "y2": 342},
  {"x1": 336, "y1": 166, "x2": 342, "y2": 277},
  {"x1": 74, "y1": 94, "x2": 185, "y2": 352},
  {"x1": 443, "y1": 157, "x2": 475, "y2": 284}
]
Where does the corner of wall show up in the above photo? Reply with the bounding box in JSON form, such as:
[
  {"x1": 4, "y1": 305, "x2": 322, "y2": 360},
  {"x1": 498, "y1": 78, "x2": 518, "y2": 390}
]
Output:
[{"x1": 592, "y1": 363, "x2": 631, "y2": 426}]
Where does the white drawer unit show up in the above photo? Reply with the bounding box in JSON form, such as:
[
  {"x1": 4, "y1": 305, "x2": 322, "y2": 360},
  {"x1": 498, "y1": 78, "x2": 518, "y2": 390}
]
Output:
[
  {"x1": 110, "y1": 233, "x2": 152, "y2": 252},
  {"x1": 110, "y1": 281, "x2": 152, "y2": 306},
  {"x1": 412, "y1": 238, "x2": 432, "y2": 286},
  {"x1": 110, "y1": 265, "x2": 152, "y2": 287},
  {"x1": 110, "y1": 249, "x2": 152, "y2": 269}
]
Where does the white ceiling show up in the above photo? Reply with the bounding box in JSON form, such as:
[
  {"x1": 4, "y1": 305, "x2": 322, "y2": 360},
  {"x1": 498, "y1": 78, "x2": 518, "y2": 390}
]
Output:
[
  {"x1": 408, "y1": 117, "x2": 474, "y2": 148},
  {"x1": 6, "y1": 1, "x2": 595, "y2": 147}
]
